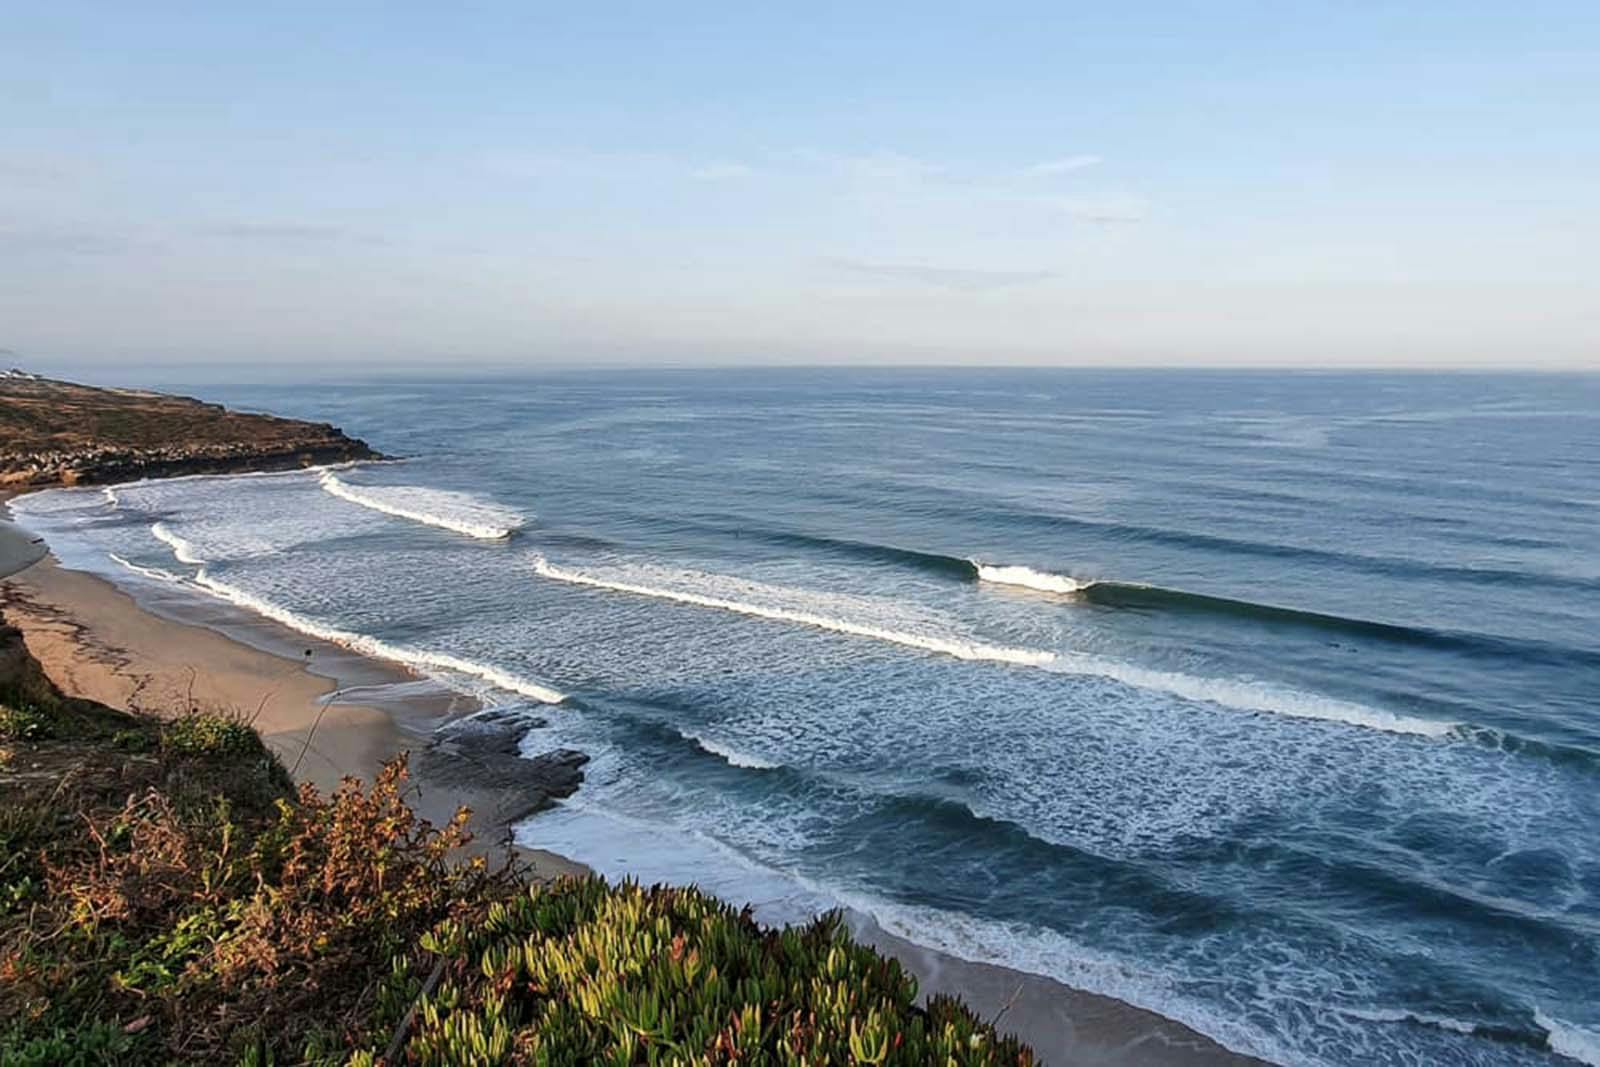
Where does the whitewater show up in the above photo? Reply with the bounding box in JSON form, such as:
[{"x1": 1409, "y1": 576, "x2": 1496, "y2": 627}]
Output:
[
  {"x1": 319, "y1": 471, "x2": 524, "y2": 540},
  {"x1": 975, "y1": 562, "x2": 1087, "y2": 594},
  {"x1": 532, "y1": 555, "x2": 1447, "y2": 737}
]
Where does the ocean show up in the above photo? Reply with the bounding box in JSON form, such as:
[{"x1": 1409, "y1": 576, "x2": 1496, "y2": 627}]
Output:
[{"x1": 13, "y1": 368, "x2": 1600, "y2": 1066}]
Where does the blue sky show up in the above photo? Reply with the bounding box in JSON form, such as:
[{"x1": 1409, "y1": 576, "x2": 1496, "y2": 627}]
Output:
[{"x1": 3, "y1": 2, "x2": 1597, "y2": 372}]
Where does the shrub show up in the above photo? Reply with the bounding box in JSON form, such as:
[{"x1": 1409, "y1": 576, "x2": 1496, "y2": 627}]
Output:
[
  {"x1": 1, "y1": 714, "x2": 1036, "y2": 1066},
  {"x1": 0, "y1": 702, "x2": 50, "y2": 742},
  {"x1": 391, "y1": 878, "x2": 1035, "y2": 1066},
  {"x1": 0, "y1": 1020, "x2": 138, "y2": 1066},
  {"x1": 160, "y1": 711, "x2": 261, "y2": 756}
]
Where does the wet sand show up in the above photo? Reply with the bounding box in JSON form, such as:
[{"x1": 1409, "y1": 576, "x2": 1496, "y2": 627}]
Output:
[{"x1": 0, "y1": 518, "x2": 47, "y2": 579}]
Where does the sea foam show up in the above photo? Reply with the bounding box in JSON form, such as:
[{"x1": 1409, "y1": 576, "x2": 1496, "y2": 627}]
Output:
[
  {"x1": 1044, "y1": 654, "x2": 1456, "y2": 738},
  {"x1": 319, "y1": 471, "x2": 524, "y2": 540},
  {"x1": 107, "y1": 553, "x2": 186, "y2": 585},
  {"x1": 530, "y1": 557, "x2": 1057, "y2": 667},
  {"x1": 686, "y1": 732, "x2": 782, "y2": 770},
  {"x1": 1538, "y1": 1011, "x2": 1600, "y2": 1067},
  {"x1": 975, "y1": 563, "x2": 1086, "y2": 594},
  {"x1": 533, "y1": 556, "x2": 1449, "y2": 738},
  {"x1": 150, "y1": 522, "x2": 205, "y2": 566},
  {"x1": 186, "y1": 570, "x2": 565, "y2": 704}
]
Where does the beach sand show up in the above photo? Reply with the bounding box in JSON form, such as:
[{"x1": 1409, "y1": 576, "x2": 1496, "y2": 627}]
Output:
[
  {"x1": 0, "y1": 510, "x2": 1271, "y2": 1066},
  {"x1": 0, "y1": 519, "x2": 583, "y2": 880}
]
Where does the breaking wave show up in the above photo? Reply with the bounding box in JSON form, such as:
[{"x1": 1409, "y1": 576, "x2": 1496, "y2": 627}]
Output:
[
  {"x1": 531, "y1": 556, "x2": 1450, "y2": 737},
  {"x1": 685, "y1": 733, "x2": 782, "y2": 770},
  {"x1": 150, "y1": 522, "x2": 205, "y2": 566},
  {"x1": 319, "y1": 471, "x2": 524, "y2": 540},
  {"x1": 184, "y1": 569, "x2": 564, "y2": 704},
  {"x1": 1538, "y1": 1011, "x2": 1600, "y2": 1067},
  {"x1": 135, "y1": 521, "x2": 1455, "y2": 741},
  {"x1": 107, "y1": 553, "x2": 185, "y2": 584},
  {"x1": 796, "y1": 533, "x2": 1593, "y2": 668},
  {"x1": 975, "y1": 563, "x2": 1086, "y2": 594},
  {"x1": 529, "y1": 557, "x2": 1056, "y2": 667},
  {"x1": 1043, "y1": 652, "x2": 1455, "y2": 737}
]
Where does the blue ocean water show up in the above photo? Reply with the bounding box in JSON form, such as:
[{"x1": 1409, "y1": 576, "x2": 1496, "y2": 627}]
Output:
[{"x1": 14, "y1": 369, "x2": 1600, "y2": 1066}]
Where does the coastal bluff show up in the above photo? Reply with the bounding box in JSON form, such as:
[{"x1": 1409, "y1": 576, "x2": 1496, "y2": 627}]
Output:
[{"x1": 0, "y1": 373, "x2": 380, "y2": 487}]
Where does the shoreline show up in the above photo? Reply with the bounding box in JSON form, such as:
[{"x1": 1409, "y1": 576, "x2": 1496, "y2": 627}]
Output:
[{"x1": 2, "y1": 498, "x2": 1272, "y2": 1066}]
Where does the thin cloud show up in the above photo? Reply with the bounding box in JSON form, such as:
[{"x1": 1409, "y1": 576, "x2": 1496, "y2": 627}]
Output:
[
  {"x1": 1021, "y1": 155, "x2": 1103, "y2": 177},
  {"x1": 0, "y1": 225, "x2": 146, "y2": 255},
  {"x1": 196, "y1": 222, "x2": 388, "y2": 245},
  {"x1": 786, "y1": 150, "x2": 944, "y2": 183},
  {"x1": 691, "y1": 162, "x2": 756, "y2": 181},
  {"x1": 830, "y1": 258, "x2": 1055, "y2": 292},
  {"x1": 1047, "y1": 196, "x2": 1147, "y2": 223}
]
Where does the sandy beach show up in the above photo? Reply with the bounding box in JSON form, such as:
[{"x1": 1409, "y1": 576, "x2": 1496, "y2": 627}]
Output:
[
  {"x1": 1, "y1": 506, "x2": 583, "y2": 879},
  {"x1": 1, "y1": 503, "x2": 1270, "y2": 1066}
]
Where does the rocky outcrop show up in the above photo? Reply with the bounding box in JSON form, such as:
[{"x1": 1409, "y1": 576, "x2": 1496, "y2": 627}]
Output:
[
  {"x1": 420, "y1": 707, "x2": 589, "y2": 824},
  {"x1": 0, "y1": 376, "x2": 382, "y2": 487}
]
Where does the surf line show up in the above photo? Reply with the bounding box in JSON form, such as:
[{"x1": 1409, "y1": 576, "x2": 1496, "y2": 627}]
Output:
[
  {"x1": 318, "y1": 471, "x2": 524, "y2": 541},
  {"x1": 531, "y1": 556, "x2": 1454, "y2": 738},
  {"x1": 529, "y1": 556, "x2": 1056, "y2": 667}
]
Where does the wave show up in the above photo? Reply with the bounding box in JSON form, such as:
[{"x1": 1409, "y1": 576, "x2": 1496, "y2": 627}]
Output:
[
  {"x1": 736, "y1": 528, "x2": 978, "y2": 579},
  {"x1": 685, "y1": 733, "x2": 782, "y2": 770},
  {"x1": 975, "y1": 563, "x2": 1085, "y2": 594},
  {"x1": 1343, "y1": 1007, "x2": 1479, "y2": 1036},
  {"x1": 529, "y1": 557, "x2": 1056, "y2": 667},
  {"x1": 533, "y1": 556, "x2": 1451, "y2": 737},
  {"x1": 186, "y1": 569, "x2": 565, "y2": 704},
  {"x1": 150, "y1": 522, "x2": 205, "y2": 566},
  {"x1": 318, "y1": 471, "x2": 524, "y2": 540},
  {"x1": 107, "y1": 553, "x2": 185, "y2": 584},
  {"x1": 908, "y1": 542, "x2": 1593, "y2": 668},
  {"x1": 1539, "y1": 1011, "x2": 1600, "y2": 1067},
  {"x1": 891, "y1": 496, "x2": 1600, "y2": 596},
  {"x1": 1078, "y1": 581, "x2": 1598, "y2": 666},
  {"x1": 1044, "y1": 652, "x2": 1455, "y2": 737},
  {"x1": 673, "y1": 517, "x2": 1597, "y2": 665}
]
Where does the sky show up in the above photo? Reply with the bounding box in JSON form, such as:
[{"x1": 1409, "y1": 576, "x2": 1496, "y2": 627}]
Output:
[{"x1": 3, "y1": 1, "x2": 1598, "y2": 375}]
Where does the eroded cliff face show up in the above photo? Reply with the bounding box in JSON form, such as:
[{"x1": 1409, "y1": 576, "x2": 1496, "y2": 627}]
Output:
[{"x1": 0, "y1": 376, "x2": 381, "y2": 487}]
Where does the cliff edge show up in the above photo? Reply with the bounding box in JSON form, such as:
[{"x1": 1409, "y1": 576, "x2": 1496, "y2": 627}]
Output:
[{"x1": 0, "y1": 375, "x2": 381, "y2": 487}]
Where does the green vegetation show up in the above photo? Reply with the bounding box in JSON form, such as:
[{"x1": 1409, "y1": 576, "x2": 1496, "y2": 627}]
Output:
[{"x1": 0, "y1": 671, "x2": 1035, "y2": 1065}]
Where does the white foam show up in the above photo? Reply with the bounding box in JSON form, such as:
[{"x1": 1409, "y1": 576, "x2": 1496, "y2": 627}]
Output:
[
  {"x1": 530, "y1": 557, "x2": 1057, "y2": 667},
  {"x1": 532, "y1": 556, "x2": 1447, "y2": 738},
  {"x1": 107, "y1": 553, "x2": 185, "y2": 585},
  {"x1": 319, "y1": 472, "x2": 523, "y2": 540},
  {"x1": 975, "y1": 562, "x2": 1086, "y2": 595},
  {"x1": 101, "y1": 486, "x2": 118, "y2": 508},
  {"x1": 687, "y1": 733, "x2": 782, "y2": 770},
  {"x1": 8, "y1": 487, "x2": 105, "y2": 518},
  {"x1": 1344, "y1": 1006, "x2": 1478, "y2": 1035},
  {"x1": 1045, "y1": 653, "x2": 1456, "y2": 737},
  {"x1": 150, "y1": 522, "x2": 205, "y2": 566},
  {"x1": 103, "y1": 462, "x2": 359, "y2": 493},
  {"x1": 1538, "y1": 1010, "x2": 1600, "y2": 1067},
  {"x1": 187, "y1": 569, "x2": 565, "y2": 704}
]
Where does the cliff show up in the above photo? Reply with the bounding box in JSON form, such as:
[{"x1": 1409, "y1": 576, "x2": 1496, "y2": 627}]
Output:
[{"x1": 0, "y1": 375, "x2": 381, "y2": 487}]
